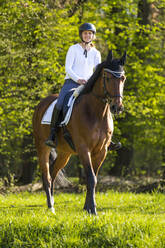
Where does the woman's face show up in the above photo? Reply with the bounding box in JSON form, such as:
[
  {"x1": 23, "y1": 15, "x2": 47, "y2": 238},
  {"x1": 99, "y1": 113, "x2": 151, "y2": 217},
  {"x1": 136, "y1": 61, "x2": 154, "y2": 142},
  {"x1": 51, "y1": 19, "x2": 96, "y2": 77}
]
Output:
[{"x1": 82, "y1": 30, "x2": 94, "y2": 43}]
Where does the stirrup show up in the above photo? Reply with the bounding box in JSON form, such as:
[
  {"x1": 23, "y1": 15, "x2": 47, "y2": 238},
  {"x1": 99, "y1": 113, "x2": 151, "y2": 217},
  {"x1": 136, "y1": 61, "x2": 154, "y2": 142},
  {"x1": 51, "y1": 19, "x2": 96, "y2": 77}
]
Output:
[
  {"x1": 45, "y1": 139, "x2": 56, "y2": 148},
  {"x1": 45, "y1": 127, "x2": 58, "y2": 148}
]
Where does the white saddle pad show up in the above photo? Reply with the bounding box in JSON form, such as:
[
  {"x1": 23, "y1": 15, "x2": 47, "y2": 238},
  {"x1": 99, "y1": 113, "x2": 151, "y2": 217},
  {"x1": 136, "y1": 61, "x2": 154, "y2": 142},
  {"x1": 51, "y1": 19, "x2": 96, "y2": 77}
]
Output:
[
  {"x1": 41, "y1": 85, "x2": 85, "y2": 126},
  {"x1": 41, "y1": 95, "x2": 76, "y2": 126}
]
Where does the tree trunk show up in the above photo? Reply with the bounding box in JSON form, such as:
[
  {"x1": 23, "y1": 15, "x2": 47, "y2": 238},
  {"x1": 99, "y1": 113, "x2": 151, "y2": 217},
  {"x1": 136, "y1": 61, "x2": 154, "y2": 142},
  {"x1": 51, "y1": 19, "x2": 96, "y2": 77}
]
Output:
[{"x1": 109, "y1": 147, "x2": 133, "y2": 177}]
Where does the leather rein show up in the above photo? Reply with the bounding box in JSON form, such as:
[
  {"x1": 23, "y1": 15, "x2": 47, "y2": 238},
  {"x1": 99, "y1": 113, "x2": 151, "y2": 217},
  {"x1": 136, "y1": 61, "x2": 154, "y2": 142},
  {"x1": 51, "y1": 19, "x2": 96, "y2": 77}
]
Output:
[{"x1": 92, "y1": 68, "x2": 124, "y2": 104}]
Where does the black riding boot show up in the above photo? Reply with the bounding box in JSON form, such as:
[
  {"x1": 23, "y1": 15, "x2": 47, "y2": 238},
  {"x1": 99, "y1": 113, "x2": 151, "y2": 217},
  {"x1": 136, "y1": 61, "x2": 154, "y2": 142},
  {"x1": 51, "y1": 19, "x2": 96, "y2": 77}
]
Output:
[
  {"x1": 45, "y1": 106, "x2": 61, "y2": 148},
  {"x1": 108, "y1": 141, "x2": 122, "y2": 151}
]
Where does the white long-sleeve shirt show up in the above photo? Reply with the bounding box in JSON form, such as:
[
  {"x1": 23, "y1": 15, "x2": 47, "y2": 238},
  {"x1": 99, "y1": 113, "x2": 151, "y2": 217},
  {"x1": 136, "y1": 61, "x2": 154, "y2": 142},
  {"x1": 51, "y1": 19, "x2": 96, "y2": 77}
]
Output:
[{"x1": 65, "y1": 43, "x2": 101, "y2": 82}]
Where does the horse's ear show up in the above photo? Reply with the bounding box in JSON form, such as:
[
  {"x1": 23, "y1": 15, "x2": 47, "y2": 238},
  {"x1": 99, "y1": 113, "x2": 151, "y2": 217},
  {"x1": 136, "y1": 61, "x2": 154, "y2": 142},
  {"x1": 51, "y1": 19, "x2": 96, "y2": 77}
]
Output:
[
  {"x1": 120, "y1": 51, "x2": 127, "y2": 65},
  {"x1": 106, "y1": 50, "x2": 113, "y2": 62}
]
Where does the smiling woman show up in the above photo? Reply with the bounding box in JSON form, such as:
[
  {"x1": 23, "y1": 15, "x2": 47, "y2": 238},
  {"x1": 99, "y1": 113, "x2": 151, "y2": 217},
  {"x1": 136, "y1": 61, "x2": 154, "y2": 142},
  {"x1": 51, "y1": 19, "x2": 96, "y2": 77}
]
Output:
[
  {"x1": 81, "y1": 30, "x2": 94, "y2": 43},
  {"x1": 78, "y1": 23, "x2": 96, "y2": 59},
  {"x1": 45, "y1": 22, "x2": 100, "y2": 148}
]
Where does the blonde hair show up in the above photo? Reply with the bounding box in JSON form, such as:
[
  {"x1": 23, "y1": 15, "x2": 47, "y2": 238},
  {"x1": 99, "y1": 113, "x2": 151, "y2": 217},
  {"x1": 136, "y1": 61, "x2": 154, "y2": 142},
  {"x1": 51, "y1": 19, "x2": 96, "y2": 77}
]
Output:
[{"x1": 90, "y1": 34, "x2": 96, "y2": 46}]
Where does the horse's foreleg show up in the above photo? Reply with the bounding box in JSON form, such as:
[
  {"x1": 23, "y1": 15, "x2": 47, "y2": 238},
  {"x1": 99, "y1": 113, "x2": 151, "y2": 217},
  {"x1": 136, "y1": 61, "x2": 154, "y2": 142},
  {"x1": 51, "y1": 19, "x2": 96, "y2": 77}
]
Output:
[
  {"x1": 78, "y1": 148, "x2": 97, "y2": 215},
  {"x1": 90, "y1": 148, "x2": 107, "y2": 212},
  {"x1": 84, "y1": 166, "x2": 97, "y2": 215},
  {"x1": 91, "y1": 148, "x2": 107, "y2": 177}
]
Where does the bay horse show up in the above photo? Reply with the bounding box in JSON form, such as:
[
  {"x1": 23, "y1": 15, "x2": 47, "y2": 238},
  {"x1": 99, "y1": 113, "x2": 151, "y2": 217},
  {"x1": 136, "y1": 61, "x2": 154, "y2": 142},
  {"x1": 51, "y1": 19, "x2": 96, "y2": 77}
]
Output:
[{"x1": 32, "y1": 50, "x2": 126, "y2": 215}]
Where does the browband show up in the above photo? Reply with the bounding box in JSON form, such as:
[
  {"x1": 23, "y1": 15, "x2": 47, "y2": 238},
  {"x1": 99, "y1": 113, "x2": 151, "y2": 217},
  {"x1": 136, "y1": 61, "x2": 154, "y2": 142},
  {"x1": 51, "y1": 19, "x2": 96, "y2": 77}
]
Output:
[{"x1": 104, "y1": 68, "x2": 125, "y2": 78}]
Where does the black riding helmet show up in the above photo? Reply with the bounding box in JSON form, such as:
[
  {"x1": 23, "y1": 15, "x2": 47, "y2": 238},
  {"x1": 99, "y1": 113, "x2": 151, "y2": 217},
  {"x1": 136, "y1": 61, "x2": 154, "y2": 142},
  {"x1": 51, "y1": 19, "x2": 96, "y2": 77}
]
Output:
[{"x1": 79, "y1": 23, "x2": 96, "y2": 42}]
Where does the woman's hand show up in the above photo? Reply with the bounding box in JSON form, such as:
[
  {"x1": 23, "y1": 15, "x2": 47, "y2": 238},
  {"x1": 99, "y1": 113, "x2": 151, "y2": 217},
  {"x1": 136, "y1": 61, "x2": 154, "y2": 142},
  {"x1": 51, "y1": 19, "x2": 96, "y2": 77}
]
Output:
[{"x1": 77, "y1": 79, "x2": 87, "y2": 85}]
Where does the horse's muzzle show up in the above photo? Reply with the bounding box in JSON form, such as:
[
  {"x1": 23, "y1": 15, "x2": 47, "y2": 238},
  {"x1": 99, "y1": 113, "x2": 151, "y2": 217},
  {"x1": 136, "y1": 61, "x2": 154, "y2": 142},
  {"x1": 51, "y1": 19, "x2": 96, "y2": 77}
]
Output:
[{"x1": 110, "y1": 104, "x2": 124, "y2": 114}]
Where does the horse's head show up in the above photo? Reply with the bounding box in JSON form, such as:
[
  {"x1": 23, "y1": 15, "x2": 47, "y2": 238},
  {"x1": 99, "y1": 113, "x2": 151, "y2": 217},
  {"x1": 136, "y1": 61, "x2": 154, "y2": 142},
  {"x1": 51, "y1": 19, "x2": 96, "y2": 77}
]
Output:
[{"x1": 104, "y1": 50, "x2": 126, "y2": 114}]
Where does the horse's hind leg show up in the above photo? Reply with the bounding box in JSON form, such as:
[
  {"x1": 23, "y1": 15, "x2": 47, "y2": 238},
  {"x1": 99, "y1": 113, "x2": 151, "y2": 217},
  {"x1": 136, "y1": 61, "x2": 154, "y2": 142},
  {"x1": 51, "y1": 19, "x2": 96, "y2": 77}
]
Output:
[
  {"x1": 49, "y1": 149, "x2": 57, "y2": 206},
  {"x1": 50, "y1": 151, "x2": 71, "y2": 209},
  {"x1": 38, "y1": 147, "x2": 55, "y2": 213}
]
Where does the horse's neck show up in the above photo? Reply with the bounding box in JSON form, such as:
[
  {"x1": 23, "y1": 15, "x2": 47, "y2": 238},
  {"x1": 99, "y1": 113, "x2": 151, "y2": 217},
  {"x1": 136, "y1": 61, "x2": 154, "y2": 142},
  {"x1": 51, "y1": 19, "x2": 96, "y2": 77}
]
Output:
[
  {"x1": 92, "y1": 72, "x2": 104, "y2": 97},
  {"x1": 89, "y1": 74, "x2": 110, "y2": 118}
]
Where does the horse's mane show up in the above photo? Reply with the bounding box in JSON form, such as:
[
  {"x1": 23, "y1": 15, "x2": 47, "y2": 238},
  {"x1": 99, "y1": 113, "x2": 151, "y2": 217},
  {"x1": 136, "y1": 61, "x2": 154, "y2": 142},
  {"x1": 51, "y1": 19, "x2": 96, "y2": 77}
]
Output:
[
  {"x1": 79, "y1": 50, "x2": 126, "y2": 96},
  {"x1": 79, "y1": 61, "x2": 106, "y2": 96}
]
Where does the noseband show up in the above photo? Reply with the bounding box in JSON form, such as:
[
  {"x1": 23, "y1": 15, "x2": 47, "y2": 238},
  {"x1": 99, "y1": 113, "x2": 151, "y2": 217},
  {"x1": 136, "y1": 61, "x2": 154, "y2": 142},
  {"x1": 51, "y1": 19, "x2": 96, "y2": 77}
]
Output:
[{"x1": 92, "y1": 68, "x2": 125, "y2": 104}]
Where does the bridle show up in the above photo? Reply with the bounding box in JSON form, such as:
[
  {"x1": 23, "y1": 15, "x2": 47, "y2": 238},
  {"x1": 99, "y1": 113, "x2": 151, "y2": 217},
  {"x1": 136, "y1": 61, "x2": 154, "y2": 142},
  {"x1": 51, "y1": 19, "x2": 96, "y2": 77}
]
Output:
[{"x1": 92, "y1": 68, "x2": 125, "y2": 104}]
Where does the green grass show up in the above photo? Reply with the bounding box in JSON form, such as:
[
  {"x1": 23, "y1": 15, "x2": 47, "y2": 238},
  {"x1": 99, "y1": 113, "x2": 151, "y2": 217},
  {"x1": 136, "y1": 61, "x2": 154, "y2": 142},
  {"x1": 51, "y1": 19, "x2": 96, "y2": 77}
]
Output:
[{"x1": 0, "y1": 191, "x2": 165, "y2": 248}]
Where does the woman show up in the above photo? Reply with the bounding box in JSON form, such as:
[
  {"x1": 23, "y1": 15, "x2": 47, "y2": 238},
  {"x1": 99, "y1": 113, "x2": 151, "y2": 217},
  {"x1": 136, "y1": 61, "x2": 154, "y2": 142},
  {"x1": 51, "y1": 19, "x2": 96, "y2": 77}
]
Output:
[
  {"x1": 45, "y1": 23, "x2": 121, "y2": 151},
  {"x1": 45, "y1": 23, "x2": 100, "y2": 148}
]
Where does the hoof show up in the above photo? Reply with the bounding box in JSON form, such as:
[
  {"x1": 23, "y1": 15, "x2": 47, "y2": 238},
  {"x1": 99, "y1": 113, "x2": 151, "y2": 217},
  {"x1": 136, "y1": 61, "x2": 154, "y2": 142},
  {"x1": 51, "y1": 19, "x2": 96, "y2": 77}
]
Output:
[
  {"x1": 45, "y1": 140, "x2": 56, "y2": 148},
  {"x1": 83, "y1": 207, "x2": 97, "y2": 215},
  {"x1": 49, "y1": 207, "x2": 55, "y2": 214}
]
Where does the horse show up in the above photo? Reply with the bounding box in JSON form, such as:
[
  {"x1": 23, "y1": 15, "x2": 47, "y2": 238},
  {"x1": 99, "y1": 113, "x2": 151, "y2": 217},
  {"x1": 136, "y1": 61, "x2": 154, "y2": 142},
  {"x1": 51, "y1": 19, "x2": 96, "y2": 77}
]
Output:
[{"x1": 32, "y1": 50, "x2": 126, "y2": 215}]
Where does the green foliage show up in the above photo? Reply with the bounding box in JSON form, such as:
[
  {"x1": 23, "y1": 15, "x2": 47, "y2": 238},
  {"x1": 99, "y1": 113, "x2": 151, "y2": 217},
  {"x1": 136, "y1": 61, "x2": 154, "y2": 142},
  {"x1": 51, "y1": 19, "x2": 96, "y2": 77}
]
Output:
[
  {"x1": 0, "y1": 191, "x2": 165, "y2": 247},
  {"x1": 0, "y1": 0, "x2": 79, "y2": 180}
]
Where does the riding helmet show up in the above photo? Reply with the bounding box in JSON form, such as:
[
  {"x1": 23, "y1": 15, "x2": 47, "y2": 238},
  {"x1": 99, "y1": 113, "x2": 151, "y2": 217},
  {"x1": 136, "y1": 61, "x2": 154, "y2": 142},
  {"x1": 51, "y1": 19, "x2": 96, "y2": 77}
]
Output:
[{"x1": 79, "y1": 23, "x2": 96, "y2": 40}]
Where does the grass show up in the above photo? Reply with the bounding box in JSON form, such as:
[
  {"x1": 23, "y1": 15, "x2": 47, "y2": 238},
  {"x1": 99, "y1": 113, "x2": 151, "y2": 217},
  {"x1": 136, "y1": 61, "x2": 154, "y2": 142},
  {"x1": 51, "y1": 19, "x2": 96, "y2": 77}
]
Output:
[{"x1": 0, "y1": 191, "x2": 165, "y2": 248}]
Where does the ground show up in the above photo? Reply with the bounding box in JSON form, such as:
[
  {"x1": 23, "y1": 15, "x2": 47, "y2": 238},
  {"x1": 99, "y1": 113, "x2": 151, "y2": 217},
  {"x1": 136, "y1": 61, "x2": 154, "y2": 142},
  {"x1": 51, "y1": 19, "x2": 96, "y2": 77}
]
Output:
[{"x1": 0, "y1": 176, "x2": 164, "y2": 195}]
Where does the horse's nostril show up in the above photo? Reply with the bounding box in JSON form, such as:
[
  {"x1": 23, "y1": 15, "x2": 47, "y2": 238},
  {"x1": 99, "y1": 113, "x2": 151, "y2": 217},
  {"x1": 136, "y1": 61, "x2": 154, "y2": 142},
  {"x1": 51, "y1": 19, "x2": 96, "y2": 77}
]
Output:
[
  {"x1": 110, "y1": 105, "x2": 117, "y2": 113},
  {"x1": 110, "y1": 104, "x2": 124, "y2": 114}
]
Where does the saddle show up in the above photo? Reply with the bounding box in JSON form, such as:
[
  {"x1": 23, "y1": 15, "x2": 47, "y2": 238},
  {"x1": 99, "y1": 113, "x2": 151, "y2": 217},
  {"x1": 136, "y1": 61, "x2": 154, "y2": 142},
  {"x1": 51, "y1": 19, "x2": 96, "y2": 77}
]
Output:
[
  {"x1": 60, "y1": 86, "x2": 84, "y2": 151},
  {"x1": 42, "y1": 85, "x2": 84, "y2": 151}
]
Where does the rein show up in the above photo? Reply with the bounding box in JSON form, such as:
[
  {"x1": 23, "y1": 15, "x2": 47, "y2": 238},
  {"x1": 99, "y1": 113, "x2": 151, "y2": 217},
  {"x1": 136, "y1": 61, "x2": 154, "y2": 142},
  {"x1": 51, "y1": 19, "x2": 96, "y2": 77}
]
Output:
[{"x1": 92, "y1": 69, "x2": 124, "y2": 104}]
